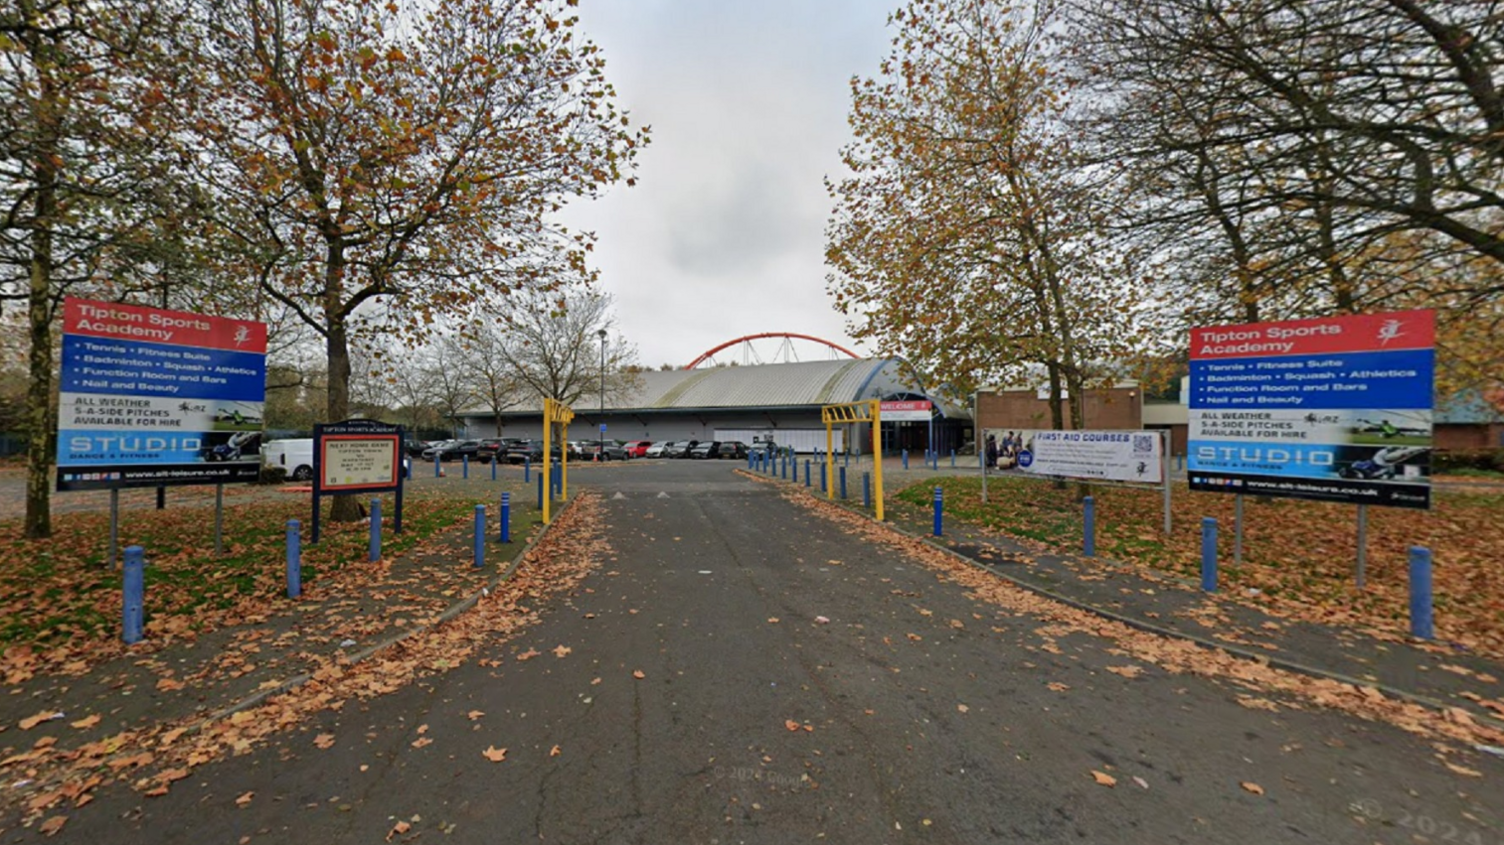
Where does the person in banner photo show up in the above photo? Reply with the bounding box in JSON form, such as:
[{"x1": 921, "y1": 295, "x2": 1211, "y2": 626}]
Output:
[{"x1": 985, "y1": 434, "x2": 998, "y2": 469}]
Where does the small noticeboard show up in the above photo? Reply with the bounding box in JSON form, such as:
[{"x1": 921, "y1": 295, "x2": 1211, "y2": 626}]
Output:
[{"x1": 311, "y1": 419, "x2": 405, "y2": 542}]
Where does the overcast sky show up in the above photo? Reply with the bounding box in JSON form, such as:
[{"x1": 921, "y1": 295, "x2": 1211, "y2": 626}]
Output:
[{"x1": 561, "y1": 0, "x2": 895, "y2": 369}]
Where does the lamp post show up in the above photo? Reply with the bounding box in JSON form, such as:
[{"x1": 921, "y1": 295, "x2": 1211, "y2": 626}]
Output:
[{"x1": 597, "y1": 328, "x2": 607, "y2": 461}]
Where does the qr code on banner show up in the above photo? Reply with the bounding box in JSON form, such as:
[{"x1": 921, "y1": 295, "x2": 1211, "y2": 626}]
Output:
[{"x1": 1132, "y1": 434, "x2": 1155, "y2": 454}]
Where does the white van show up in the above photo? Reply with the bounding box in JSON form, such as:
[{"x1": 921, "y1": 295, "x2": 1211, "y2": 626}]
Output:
[{"x1": 263, "y1": 438, "x2": 314, "y2": 481}]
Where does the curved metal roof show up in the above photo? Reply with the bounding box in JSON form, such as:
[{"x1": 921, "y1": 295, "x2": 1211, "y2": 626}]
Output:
[{"x1": 621, "y1": 358, "x2": 892, "y2": 410}]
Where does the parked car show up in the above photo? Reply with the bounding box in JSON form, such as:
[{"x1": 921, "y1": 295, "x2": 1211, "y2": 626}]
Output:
[
  {"x1": 622, "y1": 440, "x2": 652, "y2": 458},
  {"x1": 422, "y1": 439, "x2": 482, "y2": 462},
  {"x1": 585, "y1": 442, "x2": 629, "y2": 461},
  {"x1": 689, "y1": 441, "x2": 721, "y2": 459},
  {"x1": 263, "y1": 438, "x2": 314, "y2": 481},
  {"x1": 477, "y1": 438, "x2": 525, "y2": 464},
  {"x1": 664, "y1": 440, "x2": 698, "y2": 458},
  {"x1": 505, "y1": 440, "x2": 567, "y2": 465},
  {"x1": 645, "y1": 441, "x2": 672, "y2": 458},
  {"x1": 716, "y1": 441, "x2": 748, "y2": 460}
]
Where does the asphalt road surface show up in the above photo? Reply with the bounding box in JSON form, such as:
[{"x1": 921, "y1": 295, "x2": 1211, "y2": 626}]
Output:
[{"x1": 46, "y1": 461, "x2": 1502, "y2": 844}]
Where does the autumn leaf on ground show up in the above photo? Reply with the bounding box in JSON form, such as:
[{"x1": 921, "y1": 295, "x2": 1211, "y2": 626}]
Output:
[
  {"x1": 552, "y1": 645, "x2": 571, "y2": 658},
  {"x1": 1106, "y1": 665, "x2": 1143, "y2": 679},
  {"x1": 1047, "y1": 682, "x2": 1070, "y2": 692},
  {"x1": 482, "y1": 746, "x2": 507, "y2": 762},
  {"x1": 785, "y1": 720, "x2": 800, "y2": 732},
  {"x1": 632, "y1": 670, "x2": 645, "y2": 679},
  {"x1": 1092, "y1": 770, "x2": 1117, "y2": 787},
  {"x1": 466, "y1": 710, "x2": 485, "y2": 721},
  {"x1": 767, "y1": 617, "x2": 780, "y2": 623},
  {"x1": 411, "y1": 737, "x2": 432, "y2": 749},
  {"x1": 1444, "y1": 762, "x2": 1482, "y2": 777},
  {"x1": 417, "y1": 724, "x2": 429, "y2": 735},
  {"x1": 314, "y1": 734, "x2": 336, "y2": 749},
  {"x1": 69, "y1": 714, "x2": 101, "y2": 730},
  {"x1": 156, "y1": 678, "x2": 185, "y2": 692},
  {"x1": 906, "y1": 633, "x2": 923, "y2": 642},
  {"x1": 19, "y1": 711, "x2": 62, "y2": 730},
  {"x1": 386, "y1": 820, "x2": 411, "y2": 841},
  {"x1": 235, "y1": 791, "x2": 254, "y2": 807},
  {"x1": 802, "y1": 724, "x2": 814, "y2": 732},
  {"x1": 549, "y1": 745, "x2": 561, "y2": 757},
  {"x1": 38, "y1": 816, "x2": 66, "y2": 837},
  {"x1": 516, "y1": 649, "x2": 541, "y2": 662},
  {"x1": 1133, "y1": 776, "x2": 1149, "y2": 789},
  {"x1": 1241, "y1": 781, "x2": 1265, "y2": 795},
  {"x1": 590, "y1": 677, "x2": 601, "y2": 685},
  {"x1": 956, "y1": 704, "x2": 969, "y2": 713}
]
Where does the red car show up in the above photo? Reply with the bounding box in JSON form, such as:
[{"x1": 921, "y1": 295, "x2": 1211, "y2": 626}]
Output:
[{"x1": 623, "y1": 440, "x2": 652, "y2": 458}]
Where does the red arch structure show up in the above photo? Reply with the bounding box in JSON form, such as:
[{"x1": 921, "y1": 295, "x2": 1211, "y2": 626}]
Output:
[{"x1": 684, "y1": 333, "x2": 861, "y2": 370}]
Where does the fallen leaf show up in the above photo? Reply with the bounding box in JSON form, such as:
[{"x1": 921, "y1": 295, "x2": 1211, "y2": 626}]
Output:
[
  {"x1": 549, "y1": 745, "x2": 561, "y2": 757},
  {"x1": 1132, "y1": 776, "x2": 1149, "y2": 789},
  {"x1": 516, "y1": 649, "x2": 541, "y2": 662},
  {"x1": 411, "y1": 737, "x2": 432, "y2": 749},
  {"x1": 482, "y1": 746, "x2": 507, "y2": 763},
  {"x1": 632, "y1": 670, "x2": 645, "y2": 679},
  {"x1": 417, "y1": 724, "x2": 429, "y2": 735},
  {"x1": 785, "y1": 720, "x2": 800, "y2": 732},
  {"x1": 314, "y1": 734, "x2": 336, "y2": 750},
  {"x1": 1092, "y1": 770, "x2": 1117, "y2": 787},
  {"x1": 552, "y1": 645, "x2": 572, "y2": 658},
  {"x1": 156, "y1": 678, "x2": 185, "y2": 692},
  {"x1": 19, "y1": 711, "x2": 62, "y2": 730},
  {"x1": 1047, "y1": 682, "x2": 1070, "y2": 692},
  {"x1": 906, "y1": 633, "x2": 923, "y2": 642},
  {"x1": 235, "y1": 791, "x2": 254, "y2": 807},
  {"x1": 956, "y1": 704, "x2": 970, "y2": 713},
  {"x1": 1444, "y1": 762, "x2": 1482, "y2": 777},
  {"x1": 386, "y1": 820, "x2": 411, "y2": 841},
  {"x1": 159, "y1": 767, "x2": 190, "y2": 783},
  {"x1": 590, "y1": 677, "x2": 601, "y2": 685},
  {"x1": 802, "y1": 724, "x2": 814, "y2": 733},
  {"x1": 466, "y1": 711, "x2": 485, "y2": 721},
  {"x1": 69, "y1": 714, "x2": 101, "y2": 730},
  {"x1": 767, "y1": 617, "x2": 780, "y2": 624},
  {"x1": 38, "y1": 816, "x2": 66, "y2": 837},
  {"x1": 1241, "y1": 781, "x2": 1265, "y2": 795},
  {"x1": 814, "y1": 616, "x2": 830, "y2": 625},
  {"x1": 1106, "y1": 665, "x2": 1143, "y2": 679}
]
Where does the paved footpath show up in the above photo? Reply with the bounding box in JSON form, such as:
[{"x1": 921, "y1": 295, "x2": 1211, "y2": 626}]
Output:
[{"x1": 28, "y1": 463, "x2": 1504, "y2": 843}]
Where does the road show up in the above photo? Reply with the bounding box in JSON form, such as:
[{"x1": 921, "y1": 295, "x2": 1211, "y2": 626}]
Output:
[{"x1": 39, "y1": 461, "x2": 1501, "y2": 844}]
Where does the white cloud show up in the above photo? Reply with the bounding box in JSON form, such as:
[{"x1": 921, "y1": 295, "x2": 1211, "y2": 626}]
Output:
[{"x1": 561, "y1": 0, "x2": 895, "y2": 368}]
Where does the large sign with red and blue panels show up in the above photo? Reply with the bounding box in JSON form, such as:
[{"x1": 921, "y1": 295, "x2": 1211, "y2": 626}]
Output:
[
  {"x1": 1188, "y1": 310, "x2": 1434, "y2": 509},
  {"x1": 56, "y1": 298, "x2": 268, "y2": 491}
]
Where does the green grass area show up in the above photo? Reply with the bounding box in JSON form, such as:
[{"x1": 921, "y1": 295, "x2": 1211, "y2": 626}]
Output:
[
  {"x1": 1349, "y1": 434, "x2": 1432, "y2": 446},
  {"x1": 0, "y1": 487, "x2": 538, "y2": 648}
]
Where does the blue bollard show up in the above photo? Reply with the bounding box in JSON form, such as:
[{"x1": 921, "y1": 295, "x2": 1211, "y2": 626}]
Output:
[
  {"x1": 863, "y1": 472, "x2": 871, "y2": 508},
  {"x1": 369, "y1": 499, "x2": 382, "y2": 562},
  {"x1": 122, "y1": 545, "x2": 145, "y2": 644},
  {"x1": 844, "y1": 450, "x2": 850, "y2": 468},
  {"x1": 524, "y1": 455, "x2": 531, "y2": 483},
  {"x1": 1083, "y1": 495, "x2": 1095, "y2": 557},
  {"x1": 840, "y1": 466, "x2": 847, "y2": 500},
  {"x1": 286, "y1": 519, "x2": 301, "y2": 599},
  {"x1": 950, "y1": 449, "x2": 956, "y2": 468},
  {"x1": 536, "y1": 472, "x2": 544, "y2": 509},
  {"x1": 1409, "y1": 546, "x2": 1434, "y2": 640},
  {"x1": 500, "y1": 492, "x2": 511, "y2": 543},
  {"x1": 804, "y1": 460, "x2": 811, "y2": 487},
  {"x1": 782, "y1": 455, "x2": 788, "y2": 480},
  {"x1": 434, "y1": 454, "x2": 440, "y2": 477},
  {"x1": 491, "y1": 457, "x2": 497, "y2": 481},
  {"x1": 902, "y1": 449, "x2": 909, "y2": 470},
  {"x1": 463, "y1": 454, "x2": 469, "y2": 479},
  {"x1": 1201, "y1": 517, "x2": 1218, "y2": 592},
  {"x1": 933, "y1": 486, "x2": 943, "y2": 536},
  {"x1": 473, "y1": 504, "x2": 485, "y2": 568}
]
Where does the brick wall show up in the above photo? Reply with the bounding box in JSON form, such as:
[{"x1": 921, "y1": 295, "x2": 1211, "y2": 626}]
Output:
[{"x1": 977, "y1": 386, "x2": 1142, "y2": 433}]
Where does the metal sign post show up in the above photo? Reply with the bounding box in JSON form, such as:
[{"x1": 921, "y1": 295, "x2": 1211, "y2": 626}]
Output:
[{"x1": 1356, "y1": 504, "x2": 1369, "y2": 589}]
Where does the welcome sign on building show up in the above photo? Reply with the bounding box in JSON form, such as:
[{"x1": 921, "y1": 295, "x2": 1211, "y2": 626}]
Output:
[
  {"x1": 1187, "y1": 310, "x2": 1434, "y2": 509},
  {"x1": 56, "y1": 298, "x2": 268, "y2": 491}
]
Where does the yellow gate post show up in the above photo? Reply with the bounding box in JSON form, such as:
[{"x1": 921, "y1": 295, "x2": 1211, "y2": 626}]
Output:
[
  {"x1": 542, "y1": 398, "x2": 576, "y2": 525},
  {"x1": 821, "y1": 400, "x2": 883, "y2": 521}
]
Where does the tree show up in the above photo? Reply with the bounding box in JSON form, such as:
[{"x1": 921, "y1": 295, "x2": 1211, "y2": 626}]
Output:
[
  {"x1": 1075, "y1": 0, "x2": 1504, "y2": 306},
  {"x1": 826, "y1": 0, "x2": 1140, "y2": 429},
  {"x1": 488, "y1": 288, "x2": 639, "y2": 408},
  {"x1": 1, "y1": 0, "x2": 210, "y2": 537},
  {"x1": 178, "y1": 0, "x2": 646, "y2": 520}
]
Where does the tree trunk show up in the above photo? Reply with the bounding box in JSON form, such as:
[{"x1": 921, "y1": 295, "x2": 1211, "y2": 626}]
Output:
[
  {"x1": 24, "y1": 164, "x2": 56, "y2": 540},
  {"x1": 326, "y1": 318, "x2": 361, "y2": 521},
  {"x1": 24, "y1": 46, "x2": 59, "y2": 541}
]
